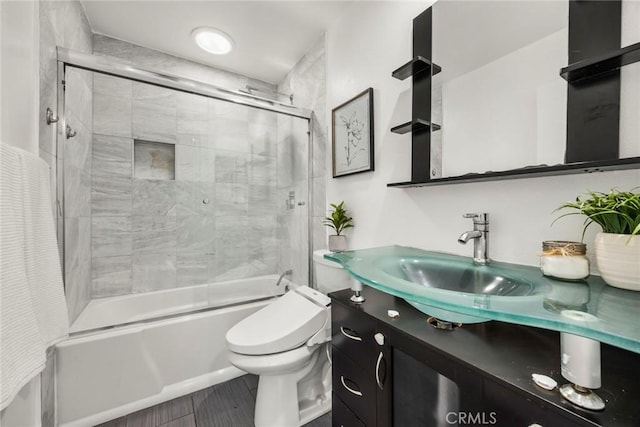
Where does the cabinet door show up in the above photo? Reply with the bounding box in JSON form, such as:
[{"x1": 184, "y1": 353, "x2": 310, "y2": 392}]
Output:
[
  {"x1": 332, "y1": 347, "x2": 377, "y2": 427},
  {"x1": 483, "y1": 379, "x2": 586, "y2": 427},
  {"x1": 332, "y1": 303, "x2": 377, "y2": 368},
  {"x1": 332, "y1": 395, "x2": 366, "y2": 427},
  {"x1": 392, "y1": 347, "x2": 462, "y2": 427},
  {"x1": 385, "y1": 325, "x2": 483, "y2": 427}
]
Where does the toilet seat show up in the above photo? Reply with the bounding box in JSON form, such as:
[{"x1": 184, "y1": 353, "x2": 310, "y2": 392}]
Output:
[
  {"x1": 227, "y1": 344, "x2": 317, "y2": 375},
  {"x1": 226, "y1": 287, "x2": 329, "y2": 355}
]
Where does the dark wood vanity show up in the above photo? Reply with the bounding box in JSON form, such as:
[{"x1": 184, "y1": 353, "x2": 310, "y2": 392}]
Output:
[{"x1": 330, "y1": 286, "x2": 640, "y2": 427}]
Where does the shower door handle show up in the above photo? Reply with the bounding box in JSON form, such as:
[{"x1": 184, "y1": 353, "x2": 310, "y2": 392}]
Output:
[{"x1": 46, "y1": 108, "x2": 59, "y2": 125}]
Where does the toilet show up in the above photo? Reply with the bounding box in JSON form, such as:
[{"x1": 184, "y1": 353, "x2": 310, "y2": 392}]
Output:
[{"x1": 225, "y1": 250, "x2": 352, "y2": 427}]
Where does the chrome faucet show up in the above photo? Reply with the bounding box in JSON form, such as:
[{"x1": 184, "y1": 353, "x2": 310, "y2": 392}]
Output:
[{"x1": 458, "y1": 213, "x2": 490, "y2": 265}]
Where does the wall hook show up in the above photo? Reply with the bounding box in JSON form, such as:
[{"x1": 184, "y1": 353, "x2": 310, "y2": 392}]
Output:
[
  {"x1": 46, "y1": 108, "x2": 59, "y2": 125},
  {"x1": 66, "y1": 125, "x2": 77, "y2": 139}
]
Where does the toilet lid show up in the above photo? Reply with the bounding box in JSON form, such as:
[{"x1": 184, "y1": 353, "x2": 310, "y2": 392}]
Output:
[{"x1": 226, "y1": 289, "x2": 328, "y2": 355}]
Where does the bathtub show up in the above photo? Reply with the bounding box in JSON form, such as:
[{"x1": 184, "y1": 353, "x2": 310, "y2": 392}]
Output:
[{"x1": 56, "y1": 275, "x2": 286, "y2": 427}]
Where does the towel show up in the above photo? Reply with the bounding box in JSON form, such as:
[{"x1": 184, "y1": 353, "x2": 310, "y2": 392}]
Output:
[{"x1": 0, "y1": 142, "x2": 69, "y2": 411}]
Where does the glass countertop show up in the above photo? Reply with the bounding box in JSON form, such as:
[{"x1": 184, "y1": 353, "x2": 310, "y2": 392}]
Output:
[{"x1": 326, "y1": 246, "x2": 640, "y2": 354}]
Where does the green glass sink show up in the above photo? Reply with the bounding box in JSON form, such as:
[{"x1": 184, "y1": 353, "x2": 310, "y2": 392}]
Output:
[
  {"x1": 327, "y1": 247, "x2": 545, "y2": 323},
  {"x1": 324, "y1": 246, "x2": 640, "y2": 354},
  {"x1": 380, "y1": 257, "x2": 534, "y2": 297}
]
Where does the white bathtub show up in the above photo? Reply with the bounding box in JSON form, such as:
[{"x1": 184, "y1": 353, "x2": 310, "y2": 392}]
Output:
[{"x1": 56, "y1": 275, "x2": 286, "y2": 427}]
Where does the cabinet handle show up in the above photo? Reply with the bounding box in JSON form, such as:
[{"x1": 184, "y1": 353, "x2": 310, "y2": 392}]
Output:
[
  {"x1": 340, "y1": 376, "x2": 363, "y2": 397},
  {"x1": 340, "y1": 327, "x2": 362, "y2": 342},
  {"x1": 375, "y1": 351, "x2": 385, "y2": 390}
]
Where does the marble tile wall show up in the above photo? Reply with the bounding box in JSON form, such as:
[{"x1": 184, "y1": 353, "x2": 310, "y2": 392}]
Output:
[
  {"x1": 277, "y1": 35, "x2": 327, "y2": 286},
  {"x1": 39, "y1": 0, "x2": 93, "y2": 324},
  {"x1": 38, "y1": 2, "x2": 93, "y2": 425},
  {"x1": 89, "y1": 36, "x2": 294, "y2": 297},
  {"x1": 91, "y1": 74, "x2": 281, "y2": 297}
]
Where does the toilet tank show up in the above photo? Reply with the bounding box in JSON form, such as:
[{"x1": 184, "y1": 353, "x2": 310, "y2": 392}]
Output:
[{"x1": 313, "y1": 249, "x2": 353, "y2": 294}]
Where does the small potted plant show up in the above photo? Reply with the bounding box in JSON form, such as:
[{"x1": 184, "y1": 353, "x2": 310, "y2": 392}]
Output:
[
  {"x1": 555, "y1": 188, "x2": 640, "y2": 291},
  {"x1": 323, "y1": 201, "x2": 354, "y2": 252}
]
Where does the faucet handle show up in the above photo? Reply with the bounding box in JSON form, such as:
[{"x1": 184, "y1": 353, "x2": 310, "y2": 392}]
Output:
[
  {"x1": 463, "y1": 212, "x2": 488, "y2": 219},
  {"x1": 463, "y1": 213, "x2": 489, "y2": 224}
]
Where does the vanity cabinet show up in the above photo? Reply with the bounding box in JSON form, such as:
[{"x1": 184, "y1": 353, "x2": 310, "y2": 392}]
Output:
[
  {"x1": 331, "y1": 302, "x2": 390, "y2": 426},
  {"x1": 330, "y1": 287, "x2": 640, "y2": 427},
  {"x1": 483, "y1": 379, "x2": 583, "y2": 427}
]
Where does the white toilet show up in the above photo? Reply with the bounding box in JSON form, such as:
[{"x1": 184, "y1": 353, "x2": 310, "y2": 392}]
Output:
[{"x1": 225, "y1": 250, "x2": 352, "y2": 427}]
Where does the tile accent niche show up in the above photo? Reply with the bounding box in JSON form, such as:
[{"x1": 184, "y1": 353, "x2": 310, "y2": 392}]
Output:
[{"x1": 134, "y1": 140, "x2": 176, "y2": 180}]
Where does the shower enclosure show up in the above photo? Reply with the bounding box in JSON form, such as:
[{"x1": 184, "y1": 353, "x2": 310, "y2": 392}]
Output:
[{"x1": 57, "y1": 48, "x2": 313, "y2": 330}]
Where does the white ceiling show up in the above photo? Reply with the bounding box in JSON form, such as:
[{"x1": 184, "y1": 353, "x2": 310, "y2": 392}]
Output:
[{"x1": 81, "y1": 1, "x2": 353, "y2": 84}]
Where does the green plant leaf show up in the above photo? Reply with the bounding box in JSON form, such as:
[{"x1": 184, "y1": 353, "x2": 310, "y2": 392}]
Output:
[
  {"x1": 323, "y1": 200, "x2": 354, "y2": 236},
  {"x1": 554, "y1": 188, "x2": 640, "y2": 237}
]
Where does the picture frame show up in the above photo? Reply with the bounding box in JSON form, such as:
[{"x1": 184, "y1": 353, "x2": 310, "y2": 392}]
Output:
[{"x1": 331, "y1": 88, "x2": 374, "y2": 178}]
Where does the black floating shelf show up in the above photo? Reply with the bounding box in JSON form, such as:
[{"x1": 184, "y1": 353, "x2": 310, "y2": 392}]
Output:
[
  {"x1": 387, "y1": 157, "x2": 640, "y2": 188},
  {"x1": 390, "y1": 119, "x2": 441, "y2": 135},
  {"x1": 561, "y1": 41, "x2": 640, "y2": 82},
  {"x1": 392, "y1": 56, "x2": 442, "y2": 80}
]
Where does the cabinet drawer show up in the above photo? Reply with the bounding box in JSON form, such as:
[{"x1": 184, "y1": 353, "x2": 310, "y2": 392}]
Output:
[
  {"x1": 483, "y1": 379, "x2": 585, "y2": 427},
  {"x1": 332, "y1": 395, "x2": 366, "y2": 427},
  {"x1": 332, "y1": 303, "x2": 377, "y2": 367},
  {"x1": 332, "y1": 347, "x2": 377, "y2": 427}
]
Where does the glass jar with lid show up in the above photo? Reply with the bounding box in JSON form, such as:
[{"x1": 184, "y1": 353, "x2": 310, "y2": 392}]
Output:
[{"x1": 540, "y1": 241, "x2": 590, "y2": 281}]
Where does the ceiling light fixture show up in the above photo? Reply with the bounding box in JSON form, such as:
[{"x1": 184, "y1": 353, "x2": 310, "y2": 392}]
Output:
[{"x1": 191, "y1": 27, "x2": 234, "y2": 55}]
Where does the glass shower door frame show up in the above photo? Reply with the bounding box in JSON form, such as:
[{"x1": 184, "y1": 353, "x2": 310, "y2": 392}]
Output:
[{"x1": 55, "y1": 47, "x2": 314, "y2": 290}]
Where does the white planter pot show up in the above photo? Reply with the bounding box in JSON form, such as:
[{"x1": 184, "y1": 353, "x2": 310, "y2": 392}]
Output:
[
  {"x1": 328, "y1": 235, "x2": 347, "y2": 252},
  {"x1": 594, "y1": 232, "x2": 640, "y2": 291}
]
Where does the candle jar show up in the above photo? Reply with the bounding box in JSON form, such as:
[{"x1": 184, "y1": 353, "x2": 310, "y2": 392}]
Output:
[{"x1": 540, "y1": 241, "x2": 590, "y2": 281}]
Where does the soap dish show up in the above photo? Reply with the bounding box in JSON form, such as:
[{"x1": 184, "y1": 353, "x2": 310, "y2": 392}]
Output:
[{"x1": 532, "y1": 373, "x2": 557, "y2": 390}]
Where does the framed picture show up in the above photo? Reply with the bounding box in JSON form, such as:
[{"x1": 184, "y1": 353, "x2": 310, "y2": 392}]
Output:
[{"x1": 331, "y1": 88, "x2": 374, "y2": 177}]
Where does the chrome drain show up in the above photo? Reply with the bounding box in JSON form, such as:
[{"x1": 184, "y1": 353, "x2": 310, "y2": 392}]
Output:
[{"x1": 427, "y1": 316, "x2": 462, "y2": 330}]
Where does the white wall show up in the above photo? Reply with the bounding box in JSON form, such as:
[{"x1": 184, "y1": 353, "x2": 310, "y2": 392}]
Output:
[
  {"x1": 0, "y1": 0, "x2": 39, "y2": 154},
  {"x1": 326, "y1": 1, "x2": 640, "y2": 272},
  {"x1": 0, "y1": 377, "x2": 42, "y2": 427},
  {"x1": 0, "y1": 2, "x2": 43, "y2": 424}
]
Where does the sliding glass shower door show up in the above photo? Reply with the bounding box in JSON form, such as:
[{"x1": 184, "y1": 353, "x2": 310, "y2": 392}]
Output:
[{"x1": 61, "y1": 64, "x2": 310, "y2": 325}]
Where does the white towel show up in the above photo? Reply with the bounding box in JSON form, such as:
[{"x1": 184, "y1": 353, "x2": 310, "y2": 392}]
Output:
[{"x1": 0, "y1": 142, "x2": 69, "y2": 411}]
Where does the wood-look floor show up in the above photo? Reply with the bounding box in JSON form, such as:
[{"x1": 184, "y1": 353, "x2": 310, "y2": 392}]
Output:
[{"x1": 96, "y1": 375, "x2": 331, "y2": 427}]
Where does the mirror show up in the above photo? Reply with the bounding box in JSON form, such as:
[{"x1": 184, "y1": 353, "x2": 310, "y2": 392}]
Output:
[{"x1": 430, "y1": 0, "x2": 640, "y2": 179}]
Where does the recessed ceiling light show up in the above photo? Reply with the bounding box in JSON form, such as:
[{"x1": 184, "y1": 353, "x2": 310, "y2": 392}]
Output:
[{"x1": 191, "y1": 27, "x2": 234, "y2": 55}]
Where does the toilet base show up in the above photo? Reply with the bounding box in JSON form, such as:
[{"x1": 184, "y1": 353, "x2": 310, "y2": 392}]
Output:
[
  {"x1": 254, "y1": 374, "x2": 332, "y2": 427},
  {"x1": 299, "y1": 395, "x2": 331, "y2": 426},
  {"x1": 255, "y1": 373, "x2": 301, "y2": 427},
  {"x1": 253, "y1": 345, "x2": 331, "y2": 427}
]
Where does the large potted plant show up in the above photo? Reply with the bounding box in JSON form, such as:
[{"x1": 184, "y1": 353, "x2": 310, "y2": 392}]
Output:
[
  {"x1": 323, "y1": 201, "x2": 354, "y2": 252},
  {"x1": 555, "y1": 189, "x2": 640, "y2": 291}
]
